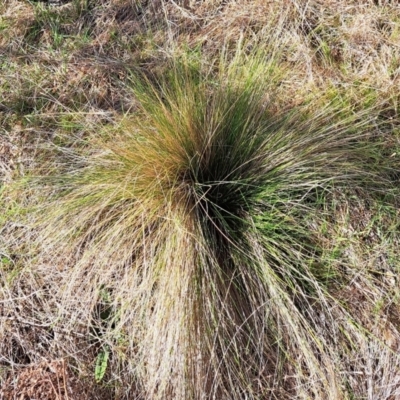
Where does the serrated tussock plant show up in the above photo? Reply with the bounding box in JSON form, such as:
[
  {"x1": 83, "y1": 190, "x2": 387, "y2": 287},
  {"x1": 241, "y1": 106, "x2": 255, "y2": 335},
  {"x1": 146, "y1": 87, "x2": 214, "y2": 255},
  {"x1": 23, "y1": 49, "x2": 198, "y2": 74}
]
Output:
[{"x1": 14, "y1": 52, "x2": 399, "y2": 399}]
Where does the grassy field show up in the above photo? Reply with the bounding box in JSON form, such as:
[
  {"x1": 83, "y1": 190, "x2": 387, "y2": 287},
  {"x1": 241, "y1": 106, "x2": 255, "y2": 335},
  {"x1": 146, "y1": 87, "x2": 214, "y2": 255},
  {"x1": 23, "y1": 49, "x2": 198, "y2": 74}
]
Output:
[{"x1": 1, "y1": 0, "x2": 400, "y2": 399}]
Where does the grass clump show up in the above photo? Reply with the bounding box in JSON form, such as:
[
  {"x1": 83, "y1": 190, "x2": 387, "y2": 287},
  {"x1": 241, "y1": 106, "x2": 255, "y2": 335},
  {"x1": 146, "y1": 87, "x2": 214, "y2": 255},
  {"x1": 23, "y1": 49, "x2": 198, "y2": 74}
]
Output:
[{"x1": 2, "y1": 49, "x2": 398, "y2": 399}]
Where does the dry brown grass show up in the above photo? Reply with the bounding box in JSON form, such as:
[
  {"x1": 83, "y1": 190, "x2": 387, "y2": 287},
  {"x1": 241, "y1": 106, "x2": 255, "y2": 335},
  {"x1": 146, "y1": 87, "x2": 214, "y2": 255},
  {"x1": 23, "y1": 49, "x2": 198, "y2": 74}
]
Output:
[{"x1": 1, "y1": 1, "x2": 400, "y2": 399}]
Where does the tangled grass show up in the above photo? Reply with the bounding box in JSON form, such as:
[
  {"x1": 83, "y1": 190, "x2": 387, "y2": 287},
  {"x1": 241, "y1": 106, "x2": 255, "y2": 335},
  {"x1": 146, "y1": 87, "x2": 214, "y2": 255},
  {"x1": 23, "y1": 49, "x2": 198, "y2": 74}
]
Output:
[
  {"x1": 2, "y1": 47, "x2": 399, "y2": 399},
  {"x1": 1, "y1": 1, "x2": 400, "y2": 398}
]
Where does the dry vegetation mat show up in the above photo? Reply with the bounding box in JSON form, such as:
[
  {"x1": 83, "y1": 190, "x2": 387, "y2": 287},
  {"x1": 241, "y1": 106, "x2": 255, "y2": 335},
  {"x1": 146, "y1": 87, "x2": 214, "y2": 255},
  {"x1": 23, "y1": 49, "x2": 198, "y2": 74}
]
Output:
[{"x1": 1, "y1": 0, "x2": 400, "y2": 399}]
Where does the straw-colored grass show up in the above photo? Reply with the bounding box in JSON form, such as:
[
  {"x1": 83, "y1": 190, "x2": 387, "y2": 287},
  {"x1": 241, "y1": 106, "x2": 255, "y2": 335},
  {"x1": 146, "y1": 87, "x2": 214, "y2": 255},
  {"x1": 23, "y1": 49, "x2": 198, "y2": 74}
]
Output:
[{"x1": 1, "y1": 1, "x2": 400, "y2": 399}]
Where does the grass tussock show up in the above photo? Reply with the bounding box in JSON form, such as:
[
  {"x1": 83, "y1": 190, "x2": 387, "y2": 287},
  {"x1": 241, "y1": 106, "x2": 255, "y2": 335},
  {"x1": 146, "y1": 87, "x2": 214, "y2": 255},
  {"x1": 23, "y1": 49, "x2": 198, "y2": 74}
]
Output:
[
  {"x1": 3, "y1": 49, "x2": 400, "y2": 399},
  {"x1": 1, "y1": 1, "x2": 400, "y2": 399}
]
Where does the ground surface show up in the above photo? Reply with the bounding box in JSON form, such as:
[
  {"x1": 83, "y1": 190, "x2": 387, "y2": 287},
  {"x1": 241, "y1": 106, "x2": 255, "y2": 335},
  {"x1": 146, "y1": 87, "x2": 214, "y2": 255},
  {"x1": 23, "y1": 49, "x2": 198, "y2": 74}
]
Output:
[{"x1": 1, "y1": 0, "x2": 400, "y2": 399}]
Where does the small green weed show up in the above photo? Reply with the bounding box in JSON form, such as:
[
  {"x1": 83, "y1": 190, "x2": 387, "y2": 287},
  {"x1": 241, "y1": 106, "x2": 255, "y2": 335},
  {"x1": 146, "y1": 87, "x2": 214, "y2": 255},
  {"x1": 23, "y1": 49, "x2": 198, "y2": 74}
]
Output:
[{"x1": 95, "y1": 345, "x2": 110, "y2": 383}]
